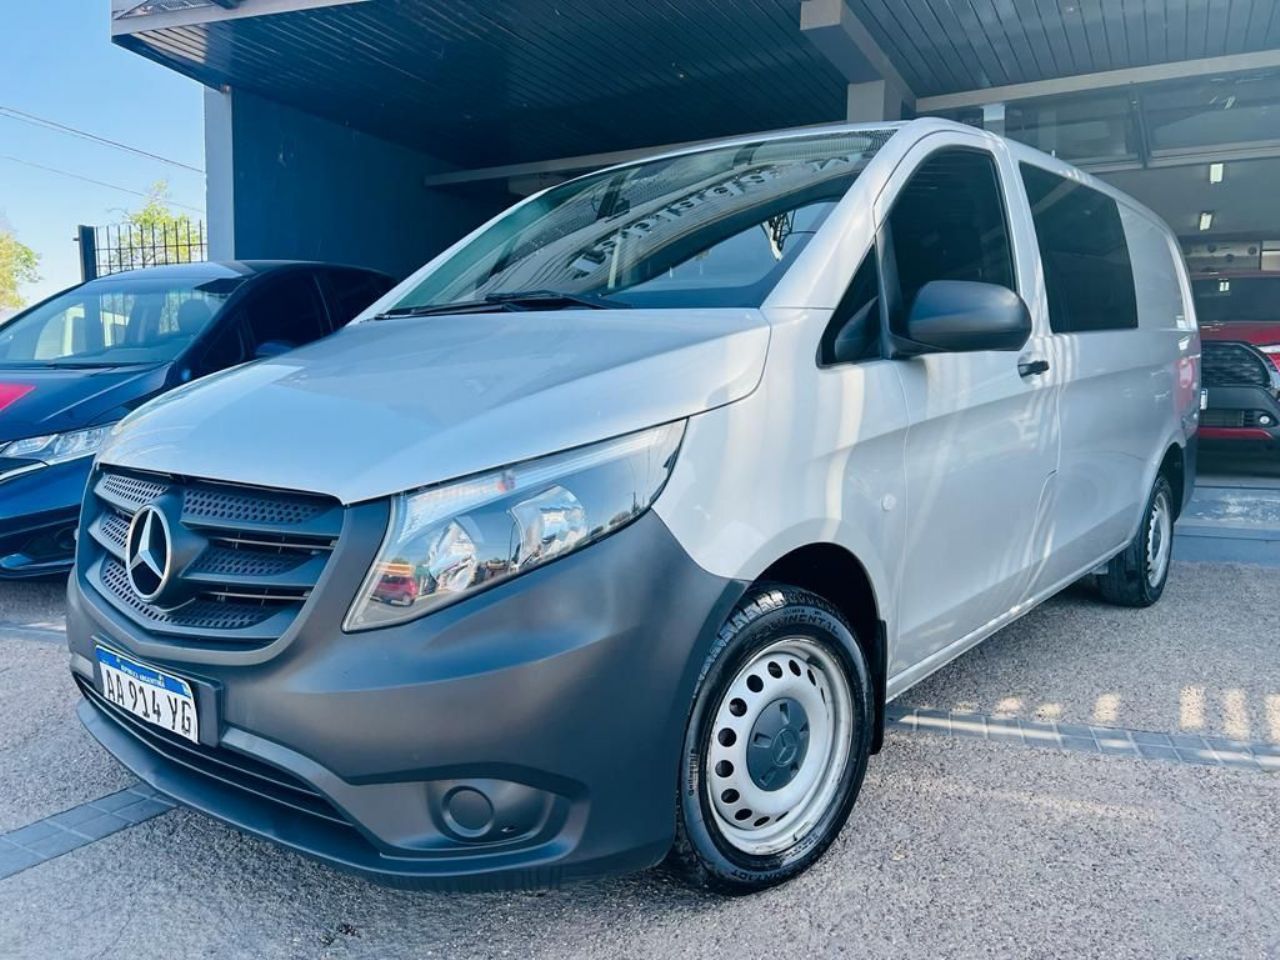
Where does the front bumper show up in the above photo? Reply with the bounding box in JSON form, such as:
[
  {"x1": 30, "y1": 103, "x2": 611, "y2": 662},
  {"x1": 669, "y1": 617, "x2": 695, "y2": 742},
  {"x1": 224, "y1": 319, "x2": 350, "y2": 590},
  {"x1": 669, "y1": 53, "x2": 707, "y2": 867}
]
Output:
[
  {"x1": 68, "y1": 510, "x2": 745, "y2": 889},
  {"x1": 1199, "y1": 384, "x2": 1280, "y2": 448},
  {"x1": 0, "y1": 457, "x2": 93, "y2": 577}
]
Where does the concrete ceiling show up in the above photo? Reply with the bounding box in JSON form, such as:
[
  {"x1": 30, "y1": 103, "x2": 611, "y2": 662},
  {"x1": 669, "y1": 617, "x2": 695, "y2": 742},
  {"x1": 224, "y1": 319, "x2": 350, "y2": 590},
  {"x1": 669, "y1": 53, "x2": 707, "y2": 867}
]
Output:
[{"x1": 115, "y1": 0, "x2": 1280, "y2": 171}]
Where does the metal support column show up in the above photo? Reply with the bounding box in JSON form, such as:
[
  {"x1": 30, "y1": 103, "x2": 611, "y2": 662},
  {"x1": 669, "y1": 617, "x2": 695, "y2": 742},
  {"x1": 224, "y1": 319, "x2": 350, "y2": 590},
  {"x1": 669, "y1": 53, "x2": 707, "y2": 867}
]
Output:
[{"x1": 76, "y1": 225, "x2": 97, "y2": 283}]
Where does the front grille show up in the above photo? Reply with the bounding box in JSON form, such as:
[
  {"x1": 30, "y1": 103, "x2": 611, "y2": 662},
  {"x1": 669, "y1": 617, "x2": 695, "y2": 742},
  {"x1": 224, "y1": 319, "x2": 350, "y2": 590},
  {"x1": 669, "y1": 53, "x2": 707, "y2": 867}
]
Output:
[
  {"x1": 1203, "y1": 409, "x2": 1246, "y2": 428},
  {"x1": 1202, "y1": 341, "x2": 1274, "y2": 389},
  {"x1": 1201, "y1": 408, "x2": 1276, "y2": 429},
  {"x1": 78, "y1": 676, "x2": 351, "y2": 827},
  {"x1": 97, "y1": 510, "x2": 131, "y2": 552},
  {"x1": 187, "y1": 546, "x2": 318, "y2": 581},
  {"x1": 99, "y1": 472, "x2": 169, "y2": 511},
  {"x1": 98, "y1": 557, "x2": 287, "y2": 633},
  {"x1": 182, "y1": 487, "x2": 331, "y2": 528},
  {"x1": 85, "y1": 467, "x2": 344, "y2": 646}
]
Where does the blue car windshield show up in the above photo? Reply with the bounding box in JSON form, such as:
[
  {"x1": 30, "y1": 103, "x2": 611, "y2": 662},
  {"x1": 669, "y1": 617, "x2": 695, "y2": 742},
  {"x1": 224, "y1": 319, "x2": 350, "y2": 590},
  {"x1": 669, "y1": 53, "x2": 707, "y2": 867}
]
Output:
[
  {"x1": 0, "y1": 275, "x2": 244, "y2": 367},
  {"x1": 392, "y1": 129, "x2": 893, "y2": 312}
]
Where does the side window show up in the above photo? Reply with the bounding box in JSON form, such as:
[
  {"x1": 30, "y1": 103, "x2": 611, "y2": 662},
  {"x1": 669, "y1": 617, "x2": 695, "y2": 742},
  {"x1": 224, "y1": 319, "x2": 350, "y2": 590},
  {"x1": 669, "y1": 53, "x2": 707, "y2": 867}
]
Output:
[
  {"x1": 820, "y1": 250, "x2": 880, "y2": 366},
  {"x1": 240, "y1": 274, "x2": 329, "y2": 350},
  {"x1": 1019, "y1": 163, "x2": 1138, "y2": 333},
  {"x1": 195, "y1": 323, "x2": 248, "y2": 374},
  {"x1": 1121, "y1": 208, "x2": 1188, "y2": 332},
  {"x1": 886, "y1": 148, "x2": 1015, "y2": 316},
  {"x1": 323, "y1": 270, "x2": 394, "y2": 328}
]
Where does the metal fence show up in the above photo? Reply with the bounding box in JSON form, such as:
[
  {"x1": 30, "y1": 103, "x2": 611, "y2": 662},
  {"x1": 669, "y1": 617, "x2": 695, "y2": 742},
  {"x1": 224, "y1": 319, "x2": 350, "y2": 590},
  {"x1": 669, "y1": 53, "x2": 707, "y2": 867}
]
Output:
[{"x1": 77, "y1": 221, "x2": 207, "y2": 281}]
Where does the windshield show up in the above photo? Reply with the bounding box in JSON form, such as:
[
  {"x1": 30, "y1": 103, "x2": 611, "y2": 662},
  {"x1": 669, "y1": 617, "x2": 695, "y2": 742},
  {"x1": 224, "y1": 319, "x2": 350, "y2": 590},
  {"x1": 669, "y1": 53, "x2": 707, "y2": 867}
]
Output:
[
  {"x1": 393, "y1": 129, "x2": 893, "y2": 312},
  {"x1": 0, "y1": 274, "x2": 245, "y2": 367},
  {"x1": 1193, "y1": 276, "x2": 1280, "y2": 324}
]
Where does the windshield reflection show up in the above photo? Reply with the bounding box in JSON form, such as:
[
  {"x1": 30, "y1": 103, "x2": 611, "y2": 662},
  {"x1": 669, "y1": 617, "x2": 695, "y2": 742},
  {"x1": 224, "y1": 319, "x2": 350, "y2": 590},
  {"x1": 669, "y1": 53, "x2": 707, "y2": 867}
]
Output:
[{"x1": 396, "y1": 130, "x2": 893, "y2": 312}]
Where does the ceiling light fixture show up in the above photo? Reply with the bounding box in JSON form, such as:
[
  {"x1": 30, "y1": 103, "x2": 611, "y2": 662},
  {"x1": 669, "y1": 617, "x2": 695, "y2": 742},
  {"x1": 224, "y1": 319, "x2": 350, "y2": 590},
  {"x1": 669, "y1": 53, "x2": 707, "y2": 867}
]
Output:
[
  {"x1": 1209, "y1": 162, "x2": 1225, "y2": 184},
  {"x1": 1199, "y1": 211, "x2": 1215, "y2": 232}
]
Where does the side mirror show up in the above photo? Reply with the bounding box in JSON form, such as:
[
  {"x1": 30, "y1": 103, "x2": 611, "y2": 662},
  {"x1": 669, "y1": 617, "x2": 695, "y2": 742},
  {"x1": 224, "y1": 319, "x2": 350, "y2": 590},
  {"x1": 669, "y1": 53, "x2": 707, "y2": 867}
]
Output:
[
  {"x1": 895, "y1": 280, "x2": 1031, "y2": 356},
  {"x1": 254, "y1": 339, "x2": 296, "y2": 360}
]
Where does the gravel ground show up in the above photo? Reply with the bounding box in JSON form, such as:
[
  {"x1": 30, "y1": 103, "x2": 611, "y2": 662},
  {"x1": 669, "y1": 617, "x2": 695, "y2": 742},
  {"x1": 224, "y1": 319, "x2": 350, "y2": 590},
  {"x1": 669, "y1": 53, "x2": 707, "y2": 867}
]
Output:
[
  {"x1": 0, "y1": 631, "x2": 132, "y2": 832},
  {"x1": 0, "y1": 734, "x2": 1275, "y2": 960},
  {"x1": 0, "y1": 564, "x2": 1277, "y2": 959},
  {"x1": 0, "y1": 580, "x2": 66, "y2": 642}
]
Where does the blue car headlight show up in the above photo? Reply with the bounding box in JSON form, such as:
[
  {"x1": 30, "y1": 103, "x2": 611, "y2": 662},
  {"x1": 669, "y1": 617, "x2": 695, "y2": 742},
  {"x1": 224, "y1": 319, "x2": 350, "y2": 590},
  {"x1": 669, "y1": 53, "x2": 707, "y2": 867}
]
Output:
[{"x1": 0, "y1": 423, "x2": 118, "y2": 480}]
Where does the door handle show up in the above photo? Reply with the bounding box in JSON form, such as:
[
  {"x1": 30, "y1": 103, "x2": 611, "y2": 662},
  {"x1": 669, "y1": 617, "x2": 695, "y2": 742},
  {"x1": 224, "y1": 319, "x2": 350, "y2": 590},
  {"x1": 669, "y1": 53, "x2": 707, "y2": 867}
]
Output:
[{"x1": 1018, "y1": 359, "x2": 1050, "y2": 378}]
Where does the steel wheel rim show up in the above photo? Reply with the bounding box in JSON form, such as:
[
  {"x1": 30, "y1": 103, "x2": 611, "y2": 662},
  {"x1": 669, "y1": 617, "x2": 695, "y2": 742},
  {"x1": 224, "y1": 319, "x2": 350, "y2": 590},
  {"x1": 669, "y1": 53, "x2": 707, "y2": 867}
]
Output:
[
  {"x1": 1146, "y1": 489, "x2": 1172, "y2": 588},
  {"x1": 706, "y1": 637, "x2": 853, "y2": 857}
]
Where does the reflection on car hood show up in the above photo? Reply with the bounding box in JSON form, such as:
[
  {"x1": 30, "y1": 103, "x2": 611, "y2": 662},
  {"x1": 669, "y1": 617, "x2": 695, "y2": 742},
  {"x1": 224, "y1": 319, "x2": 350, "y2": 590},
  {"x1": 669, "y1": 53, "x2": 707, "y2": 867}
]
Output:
[
  {"x1": 0, "y1": 364, "x2": 168, "y2": 443},
  {"x1": 100, "y1": 309, "x2": 770, "y2": 504}
]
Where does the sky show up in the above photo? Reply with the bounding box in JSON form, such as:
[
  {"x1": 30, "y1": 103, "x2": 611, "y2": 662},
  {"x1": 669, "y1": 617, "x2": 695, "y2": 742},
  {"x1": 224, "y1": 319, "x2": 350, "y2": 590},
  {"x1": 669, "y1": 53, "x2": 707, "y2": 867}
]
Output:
[{"x1": 0, "y1": 0, "x2": 205, "y2": 304}]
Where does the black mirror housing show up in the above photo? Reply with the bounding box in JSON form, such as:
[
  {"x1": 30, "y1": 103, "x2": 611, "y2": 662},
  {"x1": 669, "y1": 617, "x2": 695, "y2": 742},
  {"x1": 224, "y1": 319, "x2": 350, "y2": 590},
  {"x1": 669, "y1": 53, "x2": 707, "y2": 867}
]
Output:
[{"x1": 892, "y1": 280, "x2": 1032, "y2": 357}]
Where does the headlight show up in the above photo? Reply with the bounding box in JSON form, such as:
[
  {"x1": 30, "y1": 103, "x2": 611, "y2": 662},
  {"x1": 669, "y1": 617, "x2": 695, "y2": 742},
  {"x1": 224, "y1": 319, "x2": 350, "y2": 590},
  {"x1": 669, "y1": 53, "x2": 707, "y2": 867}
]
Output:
[
  {"x1": 345, "y1": 421, "x2": 685, "y2": 631},
  {"x1": 0, "y1": 423, "x2": 117, "y2": 474}
]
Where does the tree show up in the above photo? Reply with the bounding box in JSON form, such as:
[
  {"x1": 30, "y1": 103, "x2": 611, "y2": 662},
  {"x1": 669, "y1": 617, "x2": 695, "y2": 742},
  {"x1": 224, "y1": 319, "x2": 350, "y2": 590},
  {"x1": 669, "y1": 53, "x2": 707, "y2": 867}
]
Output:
[
  {"x1": 102, "y1": 181, "x2": 203, "y2": 274},
  {"x1": 0, "y1": 226, "x2": 40, "y2": 312}
]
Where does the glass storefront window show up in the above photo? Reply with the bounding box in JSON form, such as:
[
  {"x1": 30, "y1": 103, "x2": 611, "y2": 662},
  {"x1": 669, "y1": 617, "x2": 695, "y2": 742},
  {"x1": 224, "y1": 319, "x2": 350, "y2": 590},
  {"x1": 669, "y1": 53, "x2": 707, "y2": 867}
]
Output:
[{"x1": 1144, "y1": 72, "x2": 1280, "y2": 154}]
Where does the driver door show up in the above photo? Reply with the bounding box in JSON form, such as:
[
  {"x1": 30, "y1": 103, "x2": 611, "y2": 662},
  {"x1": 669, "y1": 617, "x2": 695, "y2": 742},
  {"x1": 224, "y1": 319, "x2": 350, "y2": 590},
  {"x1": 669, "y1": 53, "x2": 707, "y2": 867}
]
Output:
[{"x1": 879, "y1": 136, "x2": 1060, "y2": 680}]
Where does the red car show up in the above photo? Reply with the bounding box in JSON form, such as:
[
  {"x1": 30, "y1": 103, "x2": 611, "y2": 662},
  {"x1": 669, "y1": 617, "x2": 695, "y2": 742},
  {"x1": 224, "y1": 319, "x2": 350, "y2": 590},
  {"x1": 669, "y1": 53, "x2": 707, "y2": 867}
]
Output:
[
  {"x1": 1192, "y1": 273, "x2": 1280, "y2": 449},
  {"x1": 373, "y1": 573, "x2": 418, "y2": 606}
]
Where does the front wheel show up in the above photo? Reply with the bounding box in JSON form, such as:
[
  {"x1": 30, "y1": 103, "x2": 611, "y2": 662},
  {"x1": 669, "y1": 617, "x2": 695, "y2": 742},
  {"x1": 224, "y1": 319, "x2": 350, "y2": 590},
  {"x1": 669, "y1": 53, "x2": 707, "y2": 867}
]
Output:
[
  {"x1": 1097, "y1": 475, "x2": 1175, "y2": 607},
  {"x1": 668, "y1": 586, "x2": 872, "y2": 894}
]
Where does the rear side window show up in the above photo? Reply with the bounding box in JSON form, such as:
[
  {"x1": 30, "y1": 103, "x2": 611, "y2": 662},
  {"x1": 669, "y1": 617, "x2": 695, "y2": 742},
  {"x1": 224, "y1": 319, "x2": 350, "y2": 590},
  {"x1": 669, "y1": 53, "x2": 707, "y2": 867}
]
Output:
[
  {"x1": 1020, "y1": 163, "x2": 1138, "y2": 333},
  {"x1": 886, "y1": 147, "x2": 1016, "y2": 312},
  {"x1": 323, "y1": 270, "x2": 394, "y2": 327},
  {"x1": 240, "y1": 273, "x2": 329, "y2": 350}
]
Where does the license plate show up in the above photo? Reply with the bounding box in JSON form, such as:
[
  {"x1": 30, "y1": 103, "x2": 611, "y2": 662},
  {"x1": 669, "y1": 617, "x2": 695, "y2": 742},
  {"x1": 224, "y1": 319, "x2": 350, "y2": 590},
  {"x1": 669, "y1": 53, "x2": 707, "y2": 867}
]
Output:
[
  {"x1": 1201, "y1": 388, "x2": 1208, "y2": 411},
  {"x1": 96, "y1": 647, "x2": 199, "y2": 744}
]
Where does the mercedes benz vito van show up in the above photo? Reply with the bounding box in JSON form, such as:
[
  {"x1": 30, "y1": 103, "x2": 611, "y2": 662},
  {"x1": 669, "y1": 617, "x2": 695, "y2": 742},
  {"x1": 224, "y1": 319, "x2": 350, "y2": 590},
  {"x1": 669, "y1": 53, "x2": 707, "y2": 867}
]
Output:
[{"x1": 65, "y1": 119, "x2": 1199, "y2": 894}]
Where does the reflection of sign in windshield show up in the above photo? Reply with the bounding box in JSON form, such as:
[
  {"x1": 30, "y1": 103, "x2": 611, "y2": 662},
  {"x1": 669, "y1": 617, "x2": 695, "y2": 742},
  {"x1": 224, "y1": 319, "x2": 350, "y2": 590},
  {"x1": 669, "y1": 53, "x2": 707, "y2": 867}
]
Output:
[{"x1": 568, "y1": 155, "x2": 863, "y2": 280}]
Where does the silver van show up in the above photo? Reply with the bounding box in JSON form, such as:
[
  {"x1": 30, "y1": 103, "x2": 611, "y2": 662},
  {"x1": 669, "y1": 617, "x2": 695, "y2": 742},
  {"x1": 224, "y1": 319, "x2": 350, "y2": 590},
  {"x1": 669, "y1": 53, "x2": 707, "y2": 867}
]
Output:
[{"x1": 65, "y1": 118, "x2": 1200, "y2": 893}]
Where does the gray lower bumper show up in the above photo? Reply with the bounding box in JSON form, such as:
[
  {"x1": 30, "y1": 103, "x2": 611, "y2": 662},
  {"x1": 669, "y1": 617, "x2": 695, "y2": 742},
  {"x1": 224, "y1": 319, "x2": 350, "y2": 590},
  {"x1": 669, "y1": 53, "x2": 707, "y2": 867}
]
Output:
[{"x1": 69, "y1": 511, "x2": 746, "y2": 889}]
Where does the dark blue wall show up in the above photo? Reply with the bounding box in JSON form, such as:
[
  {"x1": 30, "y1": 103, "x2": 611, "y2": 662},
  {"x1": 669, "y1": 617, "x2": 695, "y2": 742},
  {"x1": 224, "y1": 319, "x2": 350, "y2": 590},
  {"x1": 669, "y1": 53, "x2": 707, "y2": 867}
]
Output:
[{"x1": 213, "y1": 89, "x2": 509, "y2": 280}]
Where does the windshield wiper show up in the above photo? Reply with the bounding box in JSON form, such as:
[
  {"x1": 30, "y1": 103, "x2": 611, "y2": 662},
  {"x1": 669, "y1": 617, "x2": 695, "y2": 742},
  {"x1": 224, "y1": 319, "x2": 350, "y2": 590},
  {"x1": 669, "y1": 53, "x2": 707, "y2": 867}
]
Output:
[
  {"x1": 372, "y1": 300, "x2": 502, "y2": 320},
  {"x1": 372, "y1": 289, "x2": 623, "y2": 321},
  {"x1": 481, "y1": 290, "x2": 621, "y2": 310}
]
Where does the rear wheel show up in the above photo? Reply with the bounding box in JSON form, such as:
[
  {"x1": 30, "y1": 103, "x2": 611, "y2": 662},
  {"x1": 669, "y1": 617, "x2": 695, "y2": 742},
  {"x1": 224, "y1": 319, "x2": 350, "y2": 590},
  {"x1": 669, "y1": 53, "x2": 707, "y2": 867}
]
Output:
[
  {"x1": 668, "y1": 585, "x2": 872, "y2": 894},
  {"x1": 1098, "y1": 475, "x2": 1174, "y2": 607}
]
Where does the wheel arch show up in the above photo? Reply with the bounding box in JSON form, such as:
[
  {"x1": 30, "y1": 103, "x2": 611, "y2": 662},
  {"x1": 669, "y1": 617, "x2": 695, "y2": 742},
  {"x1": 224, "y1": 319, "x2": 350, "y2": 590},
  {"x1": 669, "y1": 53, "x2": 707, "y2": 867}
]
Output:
[
  {"x1": 754, "y1": 543, "x2": 888, "y2": 753},
  {"x1": 1158, "y1": 441, "x2": 1188, "y2": 520}
]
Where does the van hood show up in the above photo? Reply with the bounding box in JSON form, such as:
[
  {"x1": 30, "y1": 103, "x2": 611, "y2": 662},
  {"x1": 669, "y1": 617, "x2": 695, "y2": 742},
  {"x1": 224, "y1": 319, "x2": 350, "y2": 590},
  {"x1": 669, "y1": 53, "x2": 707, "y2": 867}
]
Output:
[
  {"x1": 100, "y1": 309, "x2": 770, "y2": 504},
  {"x1": 0, "y1": 363, "x2": 169, "y2": 443}
]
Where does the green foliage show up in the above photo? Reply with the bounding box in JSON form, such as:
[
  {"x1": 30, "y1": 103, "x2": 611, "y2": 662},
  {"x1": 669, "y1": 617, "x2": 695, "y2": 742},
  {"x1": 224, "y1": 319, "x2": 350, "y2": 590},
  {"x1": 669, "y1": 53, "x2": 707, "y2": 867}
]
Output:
[
  {"x1": 0, "y1": 228, "x2": 40, "y2": 311},
  {"x1": 104, "y1": 181, "x2": 203, "y2": 273}
]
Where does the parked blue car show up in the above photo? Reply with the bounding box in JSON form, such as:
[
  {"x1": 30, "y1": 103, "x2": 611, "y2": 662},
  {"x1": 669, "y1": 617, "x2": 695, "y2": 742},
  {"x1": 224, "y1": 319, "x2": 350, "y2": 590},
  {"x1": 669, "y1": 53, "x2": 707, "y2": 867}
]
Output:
[{"x1": 0, "y1": 261, "x2": 395, "y2": 577}]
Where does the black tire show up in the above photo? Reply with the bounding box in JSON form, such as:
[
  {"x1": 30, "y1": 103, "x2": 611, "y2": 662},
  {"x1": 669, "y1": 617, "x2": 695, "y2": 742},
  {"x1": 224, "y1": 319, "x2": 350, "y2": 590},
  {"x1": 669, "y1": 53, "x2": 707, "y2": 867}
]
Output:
[
  {"x1": 1097, "y1": 475, "x2": 1175, "y2": 608},
  {"x1": 667, "y1": 585, "x2": 873, "y2": 894}
]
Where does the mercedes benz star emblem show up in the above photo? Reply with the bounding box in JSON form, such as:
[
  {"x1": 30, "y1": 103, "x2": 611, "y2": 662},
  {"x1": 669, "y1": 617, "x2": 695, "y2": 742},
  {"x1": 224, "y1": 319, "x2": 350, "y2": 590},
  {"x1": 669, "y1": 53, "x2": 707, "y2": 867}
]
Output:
[{"x1": 125, "y1": 504, "x2": 172, "y2": 602}]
